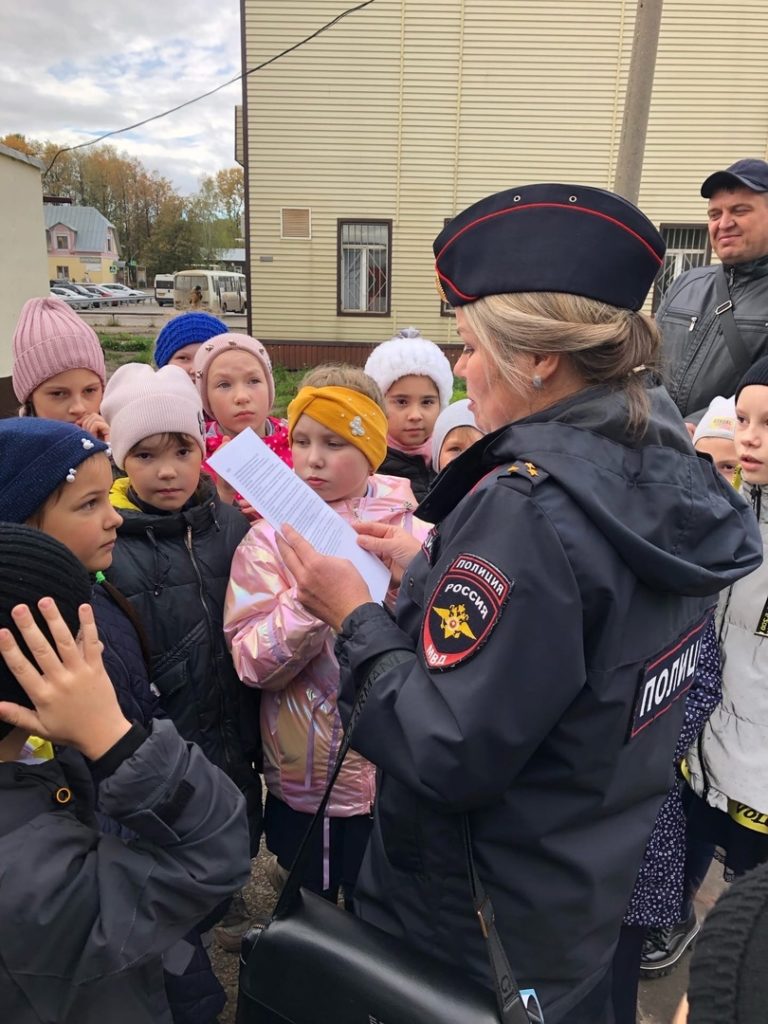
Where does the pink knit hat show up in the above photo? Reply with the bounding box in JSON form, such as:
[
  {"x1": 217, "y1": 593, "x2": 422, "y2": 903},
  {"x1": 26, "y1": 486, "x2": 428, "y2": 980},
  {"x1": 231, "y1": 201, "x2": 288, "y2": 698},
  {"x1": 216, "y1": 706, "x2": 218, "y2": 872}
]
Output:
[
  {"x1": 12, "y1": 297, "x2": 106, "y2": 403},
  {"x1": 193, "y1": 333, "x2": 275, "y2": 416},
  {"x1": 101, "y1": 363, "x2": 206, "y2": 469}
]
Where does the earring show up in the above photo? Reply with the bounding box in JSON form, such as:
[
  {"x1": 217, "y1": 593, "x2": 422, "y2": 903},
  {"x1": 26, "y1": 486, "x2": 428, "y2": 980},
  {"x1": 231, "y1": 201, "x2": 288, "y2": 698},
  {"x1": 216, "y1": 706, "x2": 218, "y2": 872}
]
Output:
[{"x1": 532, "y1": 374, "x2": 543, "y2": 390}]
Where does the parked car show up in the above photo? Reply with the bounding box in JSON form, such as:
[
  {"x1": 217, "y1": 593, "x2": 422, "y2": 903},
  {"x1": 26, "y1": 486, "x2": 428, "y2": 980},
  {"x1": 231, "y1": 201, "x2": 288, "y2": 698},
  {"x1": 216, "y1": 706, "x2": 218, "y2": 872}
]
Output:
[
  {"x1": 50, "y1": 286, "x2": 91, "y2": 310},
  {"x1": 62, "y1": 282, "x2": 105, "y2": 307},
  {"x1": 84, "y1": 284, "x2": 121, "y2": 307},
  {"x1": 97, "y1": 283, "x2": 148, "y2": 304}
]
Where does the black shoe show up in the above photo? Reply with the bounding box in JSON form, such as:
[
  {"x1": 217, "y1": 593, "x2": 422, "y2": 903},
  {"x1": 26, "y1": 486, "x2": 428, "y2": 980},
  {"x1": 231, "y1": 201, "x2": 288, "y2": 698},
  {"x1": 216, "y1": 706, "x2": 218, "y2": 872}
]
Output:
[{"x1": 640, "y1": 910, "x2": 700, "y2": 978}]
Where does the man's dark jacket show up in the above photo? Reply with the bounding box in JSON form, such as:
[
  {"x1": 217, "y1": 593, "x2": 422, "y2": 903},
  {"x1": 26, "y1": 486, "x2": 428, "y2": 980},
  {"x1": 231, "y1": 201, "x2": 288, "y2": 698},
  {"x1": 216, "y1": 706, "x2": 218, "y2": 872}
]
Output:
[
  {"x1": 657, "y1": 256, "x2": 768, "y2": 418},
  {"x1": 336, "y1": 382, "x2": 762, "y2": 1023}
]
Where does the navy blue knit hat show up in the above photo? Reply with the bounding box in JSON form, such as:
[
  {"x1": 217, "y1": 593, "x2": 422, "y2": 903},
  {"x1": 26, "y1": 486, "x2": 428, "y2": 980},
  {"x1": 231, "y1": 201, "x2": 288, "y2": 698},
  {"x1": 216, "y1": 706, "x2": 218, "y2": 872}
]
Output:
[
  {"x1": 0, "y1": 419, "x2": 110, "y2": 524},
  {"x1": 0, "y1": 524, "x2": 92, "y2": 740},
  {"x1": 154, "y1": 312, "x2": 228, "y2": 368},
  {"x1": 434, "y1": 183, "x2": 666, "y2": 312},
  {"x1": 735, "y1": 354, "x2": 768, "y2": 403}
]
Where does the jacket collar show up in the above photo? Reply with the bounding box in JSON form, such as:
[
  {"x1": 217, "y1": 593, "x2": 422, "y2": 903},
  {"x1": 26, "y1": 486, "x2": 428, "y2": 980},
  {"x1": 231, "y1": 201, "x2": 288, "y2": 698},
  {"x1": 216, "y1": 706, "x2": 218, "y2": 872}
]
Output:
[
  {"x1": 728, "y1": 253, "x2": 768, "y2": 280},
  {"x1": 112, "y1": 475, "x2": 223, "y2": 538}
]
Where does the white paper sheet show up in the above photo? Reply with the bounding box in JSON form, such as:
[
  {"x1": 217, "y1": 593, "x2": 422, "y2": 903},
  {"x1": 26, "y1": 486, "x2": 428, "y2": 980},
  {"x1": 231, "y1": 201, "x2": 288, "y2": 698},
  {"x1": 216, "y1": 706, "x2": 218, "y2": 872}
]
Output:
[{"x1": 207, "y1": 428, "x2": 391, "y2": 604}]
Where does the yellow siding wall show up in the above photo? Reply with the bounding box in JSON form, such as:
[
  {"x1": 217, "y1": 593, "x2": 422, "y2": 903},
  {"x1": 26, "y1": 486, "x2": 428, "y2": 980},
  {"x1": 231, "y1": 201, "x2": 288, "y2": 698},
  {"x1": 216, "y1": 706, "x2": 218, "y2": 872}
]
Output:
[
  {"x1": 48, "y1": 255, "x2": 116, "y2": 284},
  {"x1": 243, "y1": 0, "x2": 768, "y2": 345}
]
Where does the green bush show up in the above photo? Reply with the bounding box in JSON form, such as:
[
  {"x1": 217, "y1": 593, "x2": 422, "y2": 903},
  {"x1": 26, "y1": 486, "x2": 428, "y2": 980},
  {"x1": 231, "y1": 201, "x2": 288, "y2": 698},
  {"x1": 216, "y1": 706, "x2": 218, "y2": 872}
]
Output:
[
  {"x1": 272, "y1": 366, "x2": 304, "y2": 418},
  {"x1": 451, "y1": 377, "x2": 467, "y2": 401}
]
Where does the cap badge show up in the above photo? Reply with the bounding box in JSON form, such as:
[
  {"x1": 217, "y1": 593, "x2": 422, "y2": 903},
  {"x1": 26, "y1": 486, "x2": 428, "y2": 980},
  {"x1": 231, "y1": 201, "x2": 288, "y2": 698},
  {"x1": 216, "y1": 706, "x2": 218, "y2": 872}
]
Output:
[
  {"x1": 349, "y1": 416, "x2": 366, "y2": 437},
  {"x1": 81, "y1": 438, "x2": 95, "y2": 450}
]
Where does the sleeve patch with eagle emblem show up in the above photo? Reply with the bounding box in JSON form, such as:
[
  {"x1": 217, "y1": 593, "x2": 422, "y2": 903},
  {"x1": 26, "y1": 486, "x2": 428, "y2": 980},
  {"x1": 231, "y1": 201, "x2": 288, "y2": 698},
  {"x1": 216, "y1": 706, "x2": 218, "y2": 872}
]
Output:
[{"x1": 422, "y1": 554, "x2": 513, "y2": 670}]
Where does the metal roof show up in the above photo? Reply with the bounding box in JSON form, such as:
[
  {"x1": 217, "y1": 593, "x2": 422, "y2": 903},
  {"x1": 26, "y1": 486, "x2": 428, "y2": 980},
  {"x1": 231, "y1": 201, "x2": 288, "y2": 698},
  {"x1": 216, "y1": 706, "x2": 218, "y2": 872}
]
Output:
[{"x1": 43, "y1": 204, "x2": 118, "y2": 254}]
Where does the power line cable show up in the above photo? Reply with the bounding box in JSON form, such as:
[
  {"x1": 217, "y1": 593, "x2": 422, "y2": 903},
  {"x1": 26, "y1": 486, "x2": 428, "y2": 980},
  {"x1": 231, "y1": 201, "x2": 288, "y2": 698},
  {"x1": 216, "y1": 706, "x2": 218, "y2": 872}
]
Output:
[{"x1": 44, "y1": 0, "x2": 377, "y2": 176}]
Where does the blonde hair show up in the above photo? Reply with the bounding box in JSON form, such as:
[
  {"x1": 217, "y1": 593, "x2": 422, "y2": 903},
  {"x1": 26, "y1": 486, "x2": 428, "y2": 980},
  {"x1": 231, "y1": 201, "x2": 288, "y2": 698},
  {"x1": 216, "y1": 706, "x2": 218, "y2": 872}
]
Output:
[
  {"x1": 300, "y1": 364, "x2": 385, "y2": 410},
  {"x1": 461, "y1": 291, "x2": 661, "y2": 434}
]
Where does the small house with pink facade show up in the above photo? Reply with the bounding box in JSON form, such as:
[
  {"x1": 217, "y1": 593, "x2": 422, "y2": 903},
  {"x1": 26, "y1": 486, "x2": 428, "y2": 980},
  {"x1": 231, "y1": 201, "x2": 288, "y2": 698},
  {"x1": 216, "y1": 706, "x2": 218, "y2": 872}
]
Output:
[{"x1": 43, "y1": 201, "x2": 120, "y2": 284}]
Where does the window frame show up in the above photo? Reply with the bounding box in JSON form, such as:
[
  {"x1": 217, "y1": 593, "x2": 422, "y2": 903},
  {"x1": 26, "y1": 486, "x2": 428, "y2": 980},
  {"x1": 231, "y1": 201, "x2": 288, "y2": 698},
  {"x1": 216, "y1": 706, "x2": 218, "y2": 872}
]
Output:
[
  {"x1": 652, "y1": 223, "x2": 711, "y2": 313},
  {"x1": 56, "y1": 265, "x2": 69, "y2": 279},
  {"x1": 336, "y1": 218, "x2": 392, "y2": 317},
  {"x1": 55, "y1": 234, "x2": 69, "y2": 250}
]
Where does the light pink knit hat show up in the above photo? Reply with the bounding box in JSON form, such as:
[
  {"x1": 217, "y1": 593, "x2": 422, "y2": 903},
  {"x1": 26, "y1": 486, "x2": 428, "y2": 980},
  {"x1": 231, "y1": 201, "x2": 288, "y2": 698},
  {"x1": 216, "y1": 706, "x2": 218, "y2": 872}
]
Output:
[
  {"x1": 12, "y1": 297, "x2": 106, "y2": 403},
  {"x1": 192, "y1": 333, "x2": 275, "y2": 416},
  {"x1": 101, "y1": 363, "x2": 206, "y2": 469}
]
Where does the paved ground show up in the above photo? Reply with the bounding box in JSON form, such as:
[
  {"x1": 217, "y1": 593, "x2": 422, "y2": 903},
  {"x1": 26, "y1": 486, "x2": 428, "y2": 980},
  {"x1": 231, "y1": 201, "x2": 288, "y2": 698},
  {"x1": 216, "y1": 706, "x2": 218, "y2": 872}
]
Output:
[
  {"x1": 637, "y1": 862, "x2": 727, "y2": 1024},
  {"x1": 80, "y1": 301, "x2": 247, "y2": 335}
]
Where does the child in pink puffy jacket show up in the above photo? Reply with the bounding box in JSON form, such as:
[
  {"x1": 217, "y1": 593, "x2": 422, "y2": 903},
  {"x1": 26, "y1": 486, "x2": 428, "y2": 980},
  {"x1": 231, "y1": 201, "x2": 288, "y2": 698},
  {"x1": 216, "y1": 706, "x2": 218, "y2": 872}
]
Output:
[{"x1": 224, "y1": 366, "x2": 428, "y2": 905}]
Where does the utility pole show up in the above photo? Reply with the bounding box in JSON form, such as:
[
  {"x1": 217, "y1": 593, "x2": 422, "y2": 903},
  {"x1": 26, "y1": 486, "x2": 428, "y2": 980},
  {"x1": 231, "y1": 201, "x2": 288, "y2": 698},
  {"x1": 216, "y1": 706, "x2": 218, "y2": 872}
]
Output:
[{"x1": 613, "y1": 0, "x2": 665, "y2": 204}]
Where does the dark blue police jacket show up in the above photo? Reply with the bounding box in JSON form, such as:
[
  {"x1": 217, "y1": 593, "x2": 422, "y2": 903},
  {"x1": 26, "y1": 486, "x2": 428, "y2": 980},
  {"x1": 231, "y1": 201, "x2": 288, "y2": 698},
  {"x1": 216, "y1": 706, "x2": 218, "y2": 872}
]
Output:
[{"x1": 336, "y1": 380, "x2": 761, "y2": 1024}]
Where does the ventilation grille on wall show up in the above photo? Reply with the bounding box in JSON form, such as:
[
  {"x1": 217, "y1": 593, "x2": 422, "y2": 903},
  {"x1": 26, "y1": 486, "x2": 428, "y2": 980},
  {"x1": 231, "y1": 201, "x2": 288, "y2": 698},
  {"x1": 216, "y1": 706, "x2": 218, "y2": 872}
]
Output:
[{"x1": 281, "y1": 207, "x2": 311, "y2": 239}]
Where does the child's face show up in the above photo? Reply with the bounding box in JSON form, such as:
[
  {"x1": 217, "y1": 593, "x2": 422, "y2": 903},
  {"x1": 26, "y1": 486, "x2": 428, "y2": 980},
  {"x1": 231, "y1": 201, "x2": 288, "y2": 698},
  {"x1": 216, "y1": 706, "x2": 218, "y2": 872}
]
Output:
[
  {"x1": 384, "y1": 375, "x2": 440, "y2": 447},
  {"x1": 168, "y1": 343, "x2": 201, "y2": 379},
  {"x1": 438, "y1": 425, "x2": 483, "y2": 471},
  {"x1": 30, "y1": 369, "x2": 103, "y2": 423},
  {"x1": 207, "y1": 350, "x2": 270, "y2": 437},
  {"x1": 694, "y1": 436, "x2": 738, "y2": 483},
  {"x1": 291, "y1": 414, "x2": 370, "y2": 503},
  {"x1": 736, "y1": 385, "x2": 768, "y2": 486},
  {"x1": 124, "y1": 434, "x2": 203, "y2": 511},
  {"x1": 35, "y1": 454, "x2": 122, "y2": 572}
]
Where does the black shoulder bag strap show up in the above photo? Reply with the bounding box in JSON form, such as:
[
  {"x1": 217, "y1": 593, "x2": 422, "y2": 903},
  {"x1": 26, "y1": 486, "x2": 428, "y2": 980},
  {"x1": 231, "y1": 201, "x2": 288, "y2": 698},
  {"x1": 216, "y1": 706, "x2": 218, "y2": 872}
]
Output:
[
  {"x1": 273, "y1": 668, "x2": 533, "y2": 1024},
  {"x1": 714, "y1": 265, "x2": 751, "y2": 376}
]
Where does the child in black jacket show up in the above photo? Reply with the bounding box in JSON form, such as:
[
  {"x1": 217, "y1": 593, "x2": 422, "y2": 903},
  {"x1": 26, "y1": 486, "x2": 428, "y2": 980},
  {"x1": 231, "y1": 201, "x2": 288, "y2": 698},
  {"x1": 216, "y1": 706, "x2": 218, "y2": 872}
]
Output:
[{"x1": 102, "y1": 362, "x2": 262, "y2": 952}]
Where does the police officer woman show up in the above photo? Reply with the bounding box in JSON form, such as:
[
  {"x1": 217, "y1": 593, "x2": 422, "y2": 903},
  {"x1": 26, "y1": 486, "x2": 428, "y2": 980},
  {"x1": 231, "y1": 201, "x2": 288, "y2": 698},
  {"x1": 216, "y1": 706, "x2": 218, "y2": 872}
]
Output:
[{"x1": 277, "y1": 184, "x2": 761, "y2": 1024}]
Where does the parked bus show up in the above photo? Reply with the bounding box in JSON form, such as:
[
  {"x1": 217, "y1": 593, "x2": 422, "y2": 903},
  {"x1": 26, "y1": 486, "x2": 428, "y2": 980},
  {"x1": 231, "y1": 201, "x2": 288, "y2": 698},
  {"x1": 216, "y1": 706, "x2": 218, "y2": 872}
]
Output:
[
  {"x1": 173, "y1": 269, "x2": 247, "y2": 315},
  {"x1": 154, "y1": 274, "x2": 175, "y2": 307}
]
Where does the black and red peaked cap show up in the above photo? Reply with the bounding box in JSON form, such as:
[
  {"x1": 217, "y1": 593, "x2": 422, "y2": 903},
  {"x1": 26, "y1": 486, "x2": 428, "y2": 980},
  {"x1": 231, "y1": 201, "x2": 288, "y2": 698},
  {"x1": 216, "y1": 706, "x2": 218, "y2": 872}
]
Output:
[{"x1": 434, "y1": 183, "x2": 666, "y2": 312}]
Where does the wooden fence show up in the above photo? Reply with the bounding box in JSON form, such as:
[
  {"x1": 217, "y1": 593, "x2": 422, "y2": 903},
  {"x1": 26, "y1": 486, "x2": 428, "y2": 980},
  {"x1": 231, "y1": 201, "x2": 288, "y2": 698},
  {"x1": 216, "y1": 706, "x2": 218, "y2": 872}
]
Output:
[{"x1": 262, "y1": 339, "x2": 463, "y2": 371}]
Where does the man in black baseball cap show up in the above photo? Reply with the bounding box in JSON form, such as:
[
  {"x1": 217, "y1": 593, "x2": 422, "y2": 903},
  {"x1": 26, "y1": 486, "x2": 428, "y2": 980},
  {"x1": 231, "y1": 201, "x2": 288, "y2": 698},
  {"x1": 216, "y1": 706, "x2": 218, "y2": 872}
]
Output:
[
  {"x1": 701, "y1": 158, "x2": 768, "y2": 199},
  {"x1": 656, "y1": 158, "x2": 768, "y2": 423}
]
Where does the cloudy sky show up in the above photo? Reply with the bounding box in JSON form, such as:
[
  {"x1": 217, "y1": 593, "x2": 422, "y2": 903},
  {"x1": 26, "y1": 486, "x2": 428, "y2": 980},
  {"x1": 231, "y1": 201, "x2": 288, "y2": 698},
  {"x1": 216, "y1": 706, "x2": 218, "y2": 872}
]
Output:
[{"x1": 0, "y1": 1, "x2": 244, "y2": 195}]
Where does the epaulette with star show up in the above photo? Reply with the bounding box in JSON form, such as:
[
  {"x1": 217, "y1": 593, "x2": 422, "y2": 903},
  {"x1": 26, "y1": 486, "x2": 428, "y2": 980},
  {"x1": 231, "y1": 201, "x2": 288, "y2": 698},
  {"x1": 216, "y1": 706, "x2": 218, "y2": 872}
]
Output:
[{"x1": 498, "y1": 460, "x2": 549, "y2": 490}]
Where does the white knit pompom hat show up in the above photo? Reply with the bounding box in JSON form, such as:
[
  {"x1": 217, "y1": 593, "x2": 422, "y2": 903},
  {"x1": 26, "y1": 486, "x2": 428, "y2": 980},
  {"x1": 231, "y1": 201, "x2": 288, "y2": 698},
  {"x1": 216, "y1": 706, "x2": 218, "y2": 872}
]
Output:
[{"x1": 364, "y1": 327, "x2": 454, "y2": 410}]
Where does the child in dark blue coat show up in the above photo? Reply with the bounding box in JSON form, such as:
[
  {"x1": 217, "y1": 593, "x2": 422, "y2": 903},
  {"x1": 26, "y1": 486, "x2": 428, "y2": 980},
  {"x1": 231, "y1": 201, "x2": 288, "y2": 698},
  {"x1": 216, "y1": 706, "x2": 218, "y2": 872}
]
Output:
[
  {"x1": 0, "y1": 524, "x2": 250, "y2": 1024},
  {"x1": 0, "y1": 417, "x2": 226, "y2": 1024},
  {"x1": 101, "y1": 362, "x2": 262, "y2": 959}
]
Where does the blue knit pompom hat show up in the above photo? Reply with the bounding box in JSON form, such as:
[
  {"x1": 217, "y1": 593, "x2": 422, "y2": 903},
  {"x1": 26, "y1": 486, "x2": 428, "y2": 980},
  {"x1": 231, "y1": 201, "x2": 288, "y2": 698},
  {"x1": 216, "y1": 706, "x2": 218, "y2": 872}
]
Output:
[
  {"x1": 0, "y1": 418, "x2": 110, "y2": 524},
  {"x1": 154, "y1": 312, "x2": 228, "y2": 368}
]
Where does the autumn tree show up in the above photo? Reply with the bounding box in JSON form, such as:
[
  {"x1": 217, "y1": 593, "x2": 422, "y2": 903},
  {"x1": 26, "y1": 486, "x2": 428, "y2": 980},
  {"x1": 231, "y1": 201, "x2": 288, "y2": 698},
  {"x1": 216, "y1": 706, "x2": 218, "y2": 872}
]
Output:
[
  {"x1": 191, "y1": 166, "x2": 244, "y2": 250},
  {"x1": 2, "y1": 134, "x2": 237, "y2": 281}
]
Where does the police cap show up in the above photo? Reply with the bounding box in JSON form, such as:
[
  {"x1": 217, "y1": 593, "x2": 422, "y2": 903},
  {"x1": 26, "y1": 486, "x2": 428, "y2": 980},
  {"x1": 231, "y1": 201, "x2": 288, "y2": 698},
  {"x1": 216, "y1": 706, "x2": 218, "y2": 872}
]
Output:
[{"x1": 434, "y1": 183, "x2": 665, "y2": 312}]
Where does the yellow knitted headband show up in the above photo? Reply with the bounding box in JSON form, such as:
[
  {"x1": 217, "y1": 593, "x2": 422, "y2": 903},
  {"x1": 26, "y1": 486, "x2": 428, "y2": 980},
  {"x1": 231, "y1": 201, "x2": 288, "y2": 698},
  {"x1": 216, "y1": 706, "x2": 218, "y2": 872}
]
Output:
[{"x1": 287, "y1": 386, "x2": 388, "y2": 471}]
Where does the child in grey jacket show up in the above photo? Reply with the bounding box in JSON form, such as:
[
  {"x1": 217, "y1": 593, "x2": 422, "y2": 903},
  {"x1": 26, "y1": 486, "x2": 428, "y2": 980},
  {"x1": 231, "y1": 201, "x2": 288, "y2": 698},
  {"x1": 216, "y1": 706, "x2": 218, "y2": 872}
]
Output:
[{"x1": 0, "y1": 525, "x2": 250, "y2": 1024}]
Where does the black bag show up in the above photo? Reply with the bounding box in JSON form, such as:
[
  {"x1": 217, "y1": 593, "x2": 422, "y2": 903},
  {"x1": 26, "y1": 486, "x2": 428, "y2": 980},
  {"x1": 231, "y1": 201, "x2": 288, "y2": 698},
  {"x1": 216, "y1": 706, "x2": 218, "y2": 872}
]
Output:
[{"x1": 236, "y1": 677, "x2": 542, "y2": 1024}]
